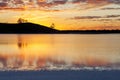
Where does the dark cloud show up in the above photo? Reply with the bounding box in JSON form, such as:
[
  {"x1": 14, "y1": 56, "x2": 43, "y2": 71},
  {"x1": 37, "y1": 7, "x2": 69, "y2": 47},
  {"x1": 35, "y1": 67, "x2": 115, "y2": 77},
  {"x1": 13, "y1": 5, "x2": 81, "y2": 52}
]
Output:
[
  {"x1": 109, "y1": 0, "x2": 120, "y2": 4},
  {"x1": 116, "y1": 18, "x2": 120, "y2": 21},
  {"x1": 14, "y1": 0, "x2": 24, "y2": 4},
  {"x1": 71, "y1": 15, "x2": 120, "y2": 20},
  {"x1": 101, "y1": 7, "x2": 120, "y2": 10},
  {"x1": 71, "y1": 16, "x2": 102, "y2": 19},
  {"x1": 0, "y1": 2, "x2": 8, "y2": 7},
  {"x1": 0, "y1": 0, "x2": 110, "y2": 8},
  {"x1": 97, "y1": 19, "x2": 113, "y2": 21},
  {"x1": 105, "y1": 15, "x2": 120, "y2": 18}
]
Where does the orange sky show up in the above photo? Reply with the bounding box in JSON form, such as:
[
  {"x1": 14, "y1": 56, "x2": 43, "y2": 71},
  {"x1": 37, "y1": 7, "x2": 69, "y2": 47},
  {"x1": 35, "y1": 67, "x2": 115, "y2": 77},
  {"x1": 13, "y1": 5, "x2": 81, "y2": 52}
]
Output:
[{"x1": 0, "y1": 2, "x2": 120, "y2": 30}]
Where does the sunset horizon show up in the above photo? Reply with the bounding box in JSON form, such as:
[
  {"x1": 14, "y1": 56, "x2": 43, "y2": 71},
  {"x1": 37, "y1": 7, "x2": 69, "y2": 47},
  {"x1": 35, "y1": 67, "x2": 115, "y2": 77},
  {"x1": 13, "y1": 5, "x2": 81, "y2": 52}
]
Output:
[
  {"x1": 0, "y1": 1, "x2": 120, "y2": 80},
  {"x1": 0, "y1": 0, "x2": 120, "y2": 30}
]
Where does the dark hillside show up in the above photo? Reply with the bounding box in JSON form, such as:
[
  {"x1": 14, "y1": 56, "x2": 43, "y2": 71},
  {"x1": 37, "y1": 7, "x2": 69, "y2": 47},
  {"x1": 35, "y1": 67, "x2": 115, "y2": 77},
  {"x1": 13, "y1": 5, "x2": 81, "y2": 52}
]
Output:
[{"x1": 0, "y1": 23, "x2": 59, "y2": 33}]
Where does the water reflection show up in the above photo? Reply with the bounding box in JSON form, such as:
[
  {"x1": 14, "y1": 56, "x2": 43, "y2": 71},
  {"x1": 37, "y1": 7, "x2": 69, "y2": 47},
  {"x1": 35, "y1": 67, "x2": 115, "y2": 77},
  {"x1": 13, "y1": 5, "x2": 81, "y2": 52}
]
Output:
[{"x1": 0, "y1": 34, "x2": 120, "y2": 70}]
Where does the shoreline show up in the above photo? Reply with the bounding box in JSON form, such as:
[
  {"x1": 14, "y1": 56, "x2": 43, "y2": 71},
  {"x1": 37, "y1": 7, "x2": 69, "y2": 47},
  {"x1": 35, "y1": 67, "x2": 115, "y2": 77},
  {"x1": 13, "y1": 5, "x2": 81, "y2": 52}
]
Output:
[{"x1": 0, "y1": 23, "x2": 120, "y2": 34}]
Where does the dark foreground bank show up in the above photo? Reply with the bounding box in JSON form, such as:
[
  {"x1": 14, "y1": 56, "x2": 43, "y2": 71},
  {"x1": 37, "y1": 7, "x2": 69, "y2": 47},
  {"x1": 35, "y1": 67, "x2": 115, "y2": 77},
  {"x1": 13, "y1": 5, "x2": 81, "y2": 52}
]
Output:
[
  {"x1": 0, "y1": 23, "x2": 59, "y2": 33},
  {"x1": 0, "y1": 70, "x2": 120, "y2": 80},
  {"x1": 0, "y1": 23, "x2": 120, "y2": 34}
]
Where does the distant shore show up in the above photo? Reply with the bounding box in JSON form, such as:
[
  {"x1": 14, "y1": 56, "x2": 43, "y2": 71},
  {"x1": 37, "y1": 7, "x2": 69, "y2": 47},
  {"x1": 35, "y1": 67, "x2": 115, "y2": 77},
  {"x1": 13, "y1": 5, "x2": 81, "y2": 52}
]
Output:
[
  {"x1": 0, "y1": 23, "x2": 120, "y2": 34},
  {"x1": 58, "y1": 30, "x2": 120, "y2": 34}
]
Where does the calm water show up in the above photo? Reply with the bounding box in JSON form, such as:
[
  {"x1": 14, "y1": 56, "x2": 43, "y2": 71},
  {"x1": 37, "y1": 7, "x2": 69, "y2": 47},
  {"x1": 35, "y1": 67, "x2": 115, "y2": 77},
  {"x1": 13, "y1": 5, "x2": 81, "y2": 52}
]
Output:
[
  {"x1": 0, "y1": 70, "x2": 120, "y2": 80},
  {"x1": 0, "y1": 34, "x2": 120, "y2": 70}
]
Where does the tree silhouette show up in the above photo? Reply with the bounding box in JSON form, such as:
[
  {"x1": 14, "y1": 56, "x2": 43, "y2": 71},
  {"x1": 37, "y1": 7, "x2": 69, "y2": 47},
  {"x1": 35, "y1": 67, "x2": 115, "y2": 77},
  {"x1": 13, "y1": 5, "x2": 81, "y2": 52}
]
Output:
[
  {"x1": 17, "y1": 18, "x2": 28, "y2": 23},
  {"x1": 50, "y1": 23, "x2": 55, "y2": 29}
]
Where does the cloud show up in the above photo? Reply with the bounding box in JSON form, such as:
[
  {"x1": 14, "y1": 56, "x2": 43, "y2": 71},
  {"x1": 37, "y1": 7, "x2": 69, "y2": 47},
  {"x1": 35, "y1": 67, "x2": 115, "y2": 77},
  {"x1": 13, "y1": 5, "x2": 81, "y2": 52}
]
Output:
[
  {"x1": 71, "y1": 16, "x2": 102, "y2": 19},
  {"x1": 71, "y1": 15, "x2": 120, "y2": 20},
  {"x1": 116, "y1": 18, "x2": 120, "y2": 21},
  {"x1": 109, "y1": 0, "x2": 120, "y2": 4},
  {"x1": 0, "y1": 2, "x2": 7, "y2": 7},
  {"x1": 101, "y1": 7, "x2": 120, "y2": 10},
  {"x1": 0, "y1": 0, "x2": 109, "y2": 10},
  {"x1": 105, "y1": 15, "x2": 120, "y2": 18}
]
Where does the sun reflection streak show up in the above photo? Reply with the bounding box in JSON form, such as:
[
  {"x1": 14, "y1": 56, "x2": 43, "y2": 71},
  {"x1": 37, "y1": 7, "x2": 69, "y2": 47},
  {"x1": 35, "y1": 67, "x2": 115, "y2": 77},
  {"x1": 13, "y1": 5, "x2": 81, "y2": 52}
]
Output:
[
  {"x1": 0, "y1": 34, "x2": 120, "y2": 70},
  {"x1": 0, "y1": 42, "x2": 113, "y2": 70}
]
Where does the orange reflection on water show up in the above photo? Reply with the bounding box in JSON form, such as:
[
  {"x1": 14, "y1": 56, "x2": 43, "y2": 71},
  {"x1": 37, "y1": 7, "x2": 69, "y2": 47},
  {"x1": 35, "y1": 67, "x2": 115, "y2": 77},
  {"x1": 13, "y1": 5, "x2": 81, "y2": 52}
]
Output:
[
  {"x1": 0, "y1": 34, "x2": 120, "y2": 69},
  {"x1": 0, "y1": 42, "x2": 109, "y2": 68}
]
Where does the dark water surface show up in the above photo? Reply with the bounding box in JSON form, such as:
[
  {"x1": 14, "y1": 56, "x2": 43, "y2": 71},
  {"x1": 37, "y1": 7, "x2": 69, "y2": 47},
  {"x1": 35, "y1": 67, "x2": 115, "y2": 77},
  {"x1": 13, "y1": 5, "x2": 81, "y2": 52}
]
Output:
[{"x1": 0, "y1": 70, "x2": 120, "y2": 80}]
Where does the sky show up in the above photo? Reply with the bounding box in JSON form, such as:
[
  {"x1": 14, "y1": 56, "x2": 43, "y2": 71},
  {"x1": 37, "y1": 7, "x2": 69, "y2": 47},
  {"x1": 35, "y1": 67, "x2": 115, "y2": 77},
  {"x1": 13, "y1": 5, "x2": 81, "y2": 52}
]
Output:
[{"x1": 0, "y1": 0, "x2": 120, "y2": 30}]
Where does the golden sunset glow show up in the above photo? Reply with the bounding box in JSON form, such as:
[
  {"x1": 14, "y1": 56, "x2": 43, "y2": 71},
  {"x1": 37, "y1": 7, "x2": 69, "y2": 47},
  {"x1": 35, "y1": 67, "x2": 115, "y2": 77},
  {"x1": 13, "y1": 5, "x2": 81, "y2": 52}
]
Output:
[
  {"x1": 0, "y1": 0, "x2": 120, "y2": 30},
  {"x1": 0, "y1": 1, "x2": 120, "y2": 71}
]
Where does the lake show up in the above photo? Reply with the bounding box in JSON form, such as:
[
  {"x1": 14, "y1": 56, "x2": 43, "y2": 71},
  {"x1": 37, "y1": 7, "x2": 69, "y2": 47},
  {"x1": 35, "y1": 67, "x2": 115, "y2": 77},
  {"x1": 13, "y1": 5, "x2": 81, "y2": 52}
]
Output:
[
  {"x1": 0, "y1": 70, "x2": 120, "y2": 80},
  {"x1": 0, "y1": 34, "x2": 120, "y2": 70}
]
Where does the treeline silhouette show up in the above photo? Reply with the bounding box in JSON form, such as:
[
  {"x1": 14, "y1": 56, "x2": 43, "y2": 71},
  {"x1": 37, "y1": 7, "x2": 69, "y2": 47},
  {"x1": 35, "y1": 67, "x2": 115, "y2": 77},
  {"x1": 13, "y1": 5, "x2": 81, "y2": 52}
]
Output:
[
  {"x1": 0, "y1": 23, "x2": 120, "y2": 34},
  {"x1": 60, "y1": 30, "x2": 120, "y2": 34}
]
